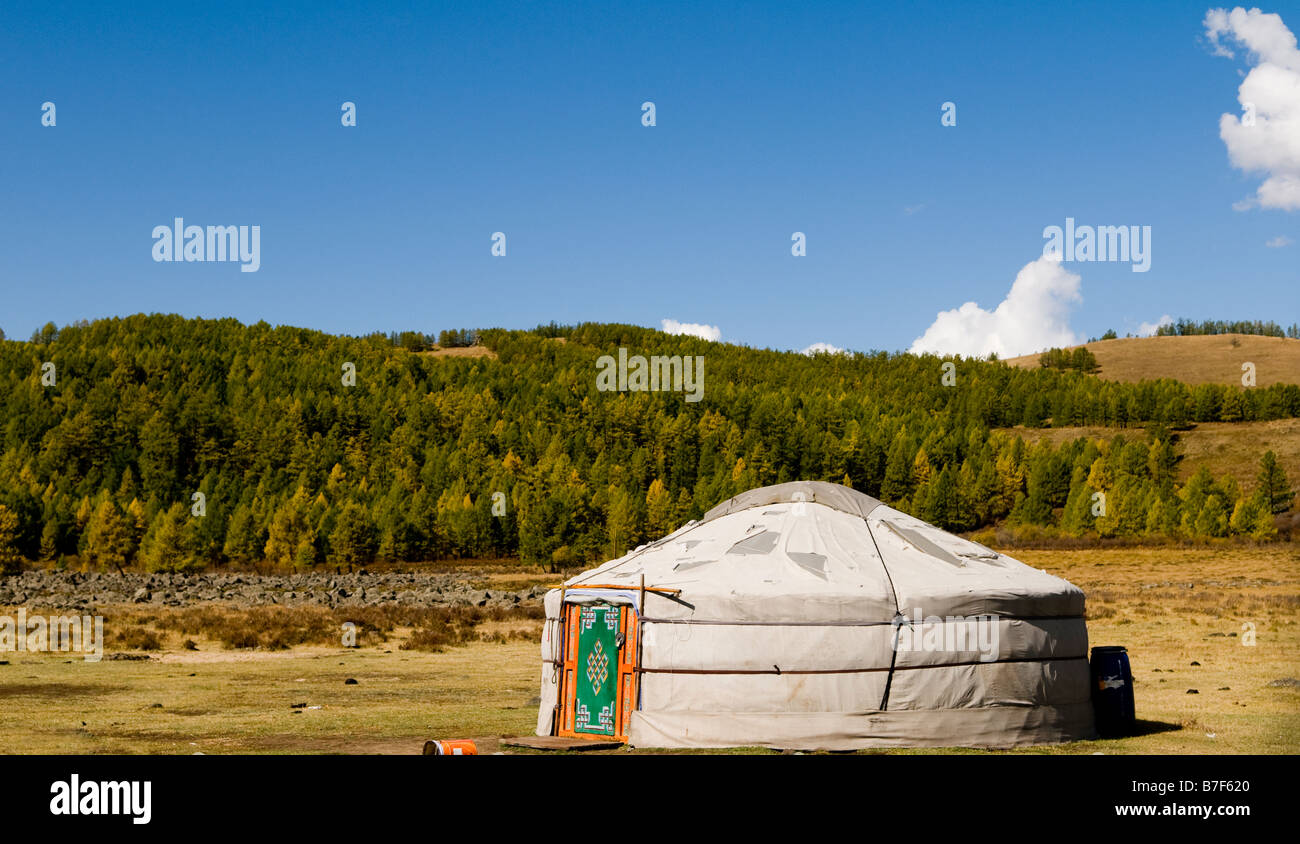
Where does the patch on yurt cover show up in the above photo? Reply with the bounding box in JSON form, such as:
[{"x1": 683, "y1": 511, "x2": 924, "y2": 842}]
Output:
[{"x1": 574, "y1": 605, "x2": 620, "y2": 735}]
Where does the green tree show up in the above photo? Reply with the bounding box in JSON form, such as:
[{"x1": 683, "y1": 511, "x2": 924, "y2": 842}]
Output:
[
  {"x1": 1144, "y1": 495, "x2": 1180, "y2": 537},
  {"x1": 1147, "y1": 438, "x2": 1178, "y2": 490},
  {"x1": 141, "y1": 503, "x2": 199, "y2": 572},
  {"x1": 1193, "y1": 494, "x2": 1230, "y2": 538},
  {"x1": 39, "y1": 518, "x2": 63, "y2": 561},
  {"x1": 923, "y1": 465, "x2": 962, "y2": 531},
  {"x1": 1229, "y1": 492, "x2": 1270, "y2": 538},
  {"x1": 1061, "y1": 484, "x2": 1096, "y2": 535},
  {"x1": 222, "y1": 502, "x2": 264, "y2": 563},
  {"x1": 645, "y1": 478, "x2": 675, "y2": 537},
  {"x1": 330, "y1": 501, "x2": 376, "y2": 567},
  {"x1": 604, "y1": 486, "x2": 636, "y2": 561},
  {"x1": 1257, "y1": 451, "x2": 1294, "y2": 514},
  {"x1": 881, "y1": 432, "x2": 916, "y2": 503},
  {"x1": 0, "y1": 505, "x2": 23, "y2": 574},
  {"x1": 84, "y1": 500, "x2": 132, "y2": 572},
  {"x1": 137, "y1": 411, "x2": 180, "y2": 501},
  {"x1": 264, "y1": 488, "x2": 316, "y2": 569}
]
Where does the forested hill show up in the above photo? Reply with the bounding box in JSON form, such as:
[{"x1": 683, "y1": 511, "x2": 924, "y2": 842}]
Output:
[{"x1": 0, "y1": 314, "x2": 1296, "y2": 572}]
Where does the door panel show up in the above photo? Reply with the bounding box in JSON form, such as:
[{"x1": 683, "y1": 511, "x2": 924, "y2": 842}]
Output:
[{"x1": 557, "y1": 602, "x2": 638, "y2": 741}]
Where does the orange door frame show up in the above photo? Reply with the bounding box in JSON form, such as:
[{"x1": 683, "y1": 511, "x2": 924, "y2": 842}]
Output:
[{"x1": 556, "y1": 602, "x2": 638, "y2": 742}]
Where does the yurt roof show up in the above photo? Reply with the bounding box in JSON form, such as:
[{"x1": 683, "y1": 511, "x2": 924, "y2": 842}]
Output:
[
  {"x1": 700, "y1": 480, "x2": 884, "y2": 523},
  {"x1": 563, "y1": 481, "x2": 1083, "y2": 620}
]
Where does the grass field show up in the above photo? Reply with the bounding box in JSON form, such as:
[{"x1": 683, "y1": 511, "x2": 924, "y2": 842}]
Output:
[
  {"x1": 1, "y1": 546, "x2": 1296, "y2": 754},
  {"x1": 1002, "y1": 333, "x2": 1300, "y2": 387},
  {"x1": 419, "y1": 345, "x2": 498, "y2": 359},
  {"x1": 995, "y1": 418, "x2": 1300, "y2": 494}
]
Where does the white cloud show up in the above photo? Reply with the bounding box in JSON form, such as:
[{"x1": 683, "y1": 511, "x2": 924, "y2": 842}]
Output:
[
  {"x1": 1138, "y1": 314, "x2": 1174, "y2": 336},
  {"x1": 908, "y1": 255, "x2": 1083, "y2": 358},
  {"x1": 660, "y1": 319, "x2": 721, "y2": 342},
  {"x1": 802, "y1": 342, "x2": 846, "y2": 355},
  {"x1": 1266, "y1": 234, "x2": 1294, "y2": 246},
  {"x1": 1205, "y1": 7, "x2": 1300, "y2": 211}
]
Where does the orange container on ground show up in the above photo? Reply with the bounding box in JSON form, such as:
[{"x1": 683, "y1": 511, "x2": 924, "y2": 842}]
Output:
[{"x1": 422, "y1": 739, "x2": 478, "y2": 756}]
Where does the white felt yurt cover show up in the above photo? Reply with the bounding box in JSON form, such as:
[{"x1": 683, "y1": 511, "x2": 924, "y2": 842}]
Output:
[{"x1": 537, "y1": 481, "x2": 1095, "y2": 749}]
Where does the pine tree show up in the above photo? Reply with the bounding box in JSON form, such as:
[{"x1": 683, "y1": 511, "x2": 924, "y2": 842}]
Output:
[
  {"x1": 39, "y1": 518, "x2": 62, "y2": 561},
  {"x1": 264, "y1": 488, "x2": 315, "y2": 568},
  {"x1": 138, "y1": 411, "x2": 180, "y2": 501},
  {"x1": 881, "y1": 432, "x2": 916, "y2": 503},
  {"x1": 1193, "y1": 494, "x2": 1230, "y2": 538},
  {"x1": 330, "y1": 501, "x2": 376, "y2": 567},
  {"x1": 222, "y1": 502, "x2": 263, "y2": 563},
  {"x1": 1010, "y1": 474, "x2": 1053, "y2": 527},
  {"x1": 1144, "y1": 495, "x2": 1180, "y2": 537},
  {"x1": 1179, "y1": 466, "x2": 1216, "y2": 533},
  {"x1": 0, "y1": 505, "x2": 23, "y2": 575},
  {"x1": 125, "y1": 498, "x2": 147, "y2": 562},
  {"x1": 1147, "y1": 438, "x2": 1178, "y2": 490},
  {"x1": 911, "y1": 448, "x2": 933, "y2": 488},
  {"x1": 85, "y1": 500, "x2": 132, "y2": 572},
  {"x1": 1221, "y1": 390, "x2": 1245, "y2": 422},
  {"x1": 645, "y1": 479, "x2": 674, "y2": 537},
  {"x1": 141, "y1": 503, "x2": 195, "y2": 572},
  {"x1": 1257, "y1": 451, "x2": 1294, "y2": 514},
  {"x1": 1249, "y1": 499, "x2": 1278, "y2": 541},
  {"x1": 605, "y1": 486, "x2": 635, "y2": 560},
  {"x1": 672, "y1": 487, "x2": 694, "y2": 527},
  {"x1": 989, "y1": 451, "x2": 1025, "y2": 519},
  {"x1": 925, "y1": 465, "x2": 962, "y2": 531},
  {"x1": 406, "y1": 487, "x2": 440, "y2": 560},
  {"x1": 1061, "y1": 484, "x2": 1095, "y2": 535},
  {"x1": 1229, "y1": 492, "x2": 1264, "y2": 536}
]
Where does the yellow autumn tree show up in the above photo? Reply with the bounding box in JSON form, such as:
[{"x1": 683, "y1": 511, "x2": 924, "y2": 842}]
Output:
[{"x1": 645, "y1": 479, "x2": 674, "y2": 537}]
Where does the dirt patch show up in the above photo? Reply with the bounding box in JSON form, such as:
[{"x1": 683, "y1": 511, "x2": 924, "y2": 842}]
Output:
[
  {"x1": 216, "y1": 733, "x2": 503, "y2": 755},
  {"x1": 155, "y1": 646, "x2": 346, "y2": 664},
  {"x1": 0, "y1": 682, "x2": 126, "y2": 700},
  {"x1": 421, "y1": 346, "x2": 498, "y2": 360}
]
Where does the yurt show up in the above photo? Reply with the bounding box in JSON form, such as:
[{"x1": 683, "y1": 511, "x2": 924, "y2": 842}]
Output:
[{"x1": 536, "y1": 481, "x2": 1096, "y2": 749}]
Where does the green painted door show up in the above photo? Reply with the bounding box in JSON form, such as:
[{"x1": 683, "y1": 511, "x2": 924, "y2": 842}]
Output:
[{"x1": 573, "y1": 604, "x2": 620, "y2": 736}]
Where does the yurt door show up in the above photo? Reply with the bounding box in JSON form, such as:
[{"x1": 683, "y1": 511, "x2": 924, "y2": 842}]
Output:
[{"x1": 557, "y1": 602, "x2": 638, "y2": 741}]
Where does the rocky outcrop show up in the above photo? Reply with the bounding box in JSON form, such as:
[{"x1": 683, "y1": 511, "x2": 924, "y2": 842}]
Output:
[{"x1": 0, "y1": 570, "x2": 544, "y2": 612}]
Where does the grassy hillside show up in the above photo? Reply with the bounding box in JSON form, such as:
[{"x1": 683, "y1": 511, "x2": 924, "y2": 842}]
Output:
[
  {"x1": 1005, "y1": 334, "x2": 1300, "y2": 387},
  {"x1": 998, "y1": 418, "x2": 1300, "y2": 494},
  {"x1": 420, "y1": 345, "x2": 498, "y2": 360},
  {"x1": 0, "y1": 314, "x2": 1297, "y2": 573}
]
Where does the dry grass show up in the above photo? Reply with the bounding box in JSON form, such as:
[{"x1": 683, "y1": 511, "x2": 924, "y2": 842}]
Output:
[
  {"x1": 996, "y1": 417, "x2": 1300, "y2": 492},
  {"x1": 75, "y1": 604, "x2": 545, "y2": 653},
  {"x1": 0, "y1": 643, "x2": 541, "y2": 755},
  {"x1": 0, "y1": 547, "x2": 1295, "y2": 754},
  {"x1": 112, "y1": 627, "x2": 163, "y2": 651},
  {"x1": 1007, "y1": 546, "x2": 1300, "y2": 754},
  {"x1": 1174, "y1": 419, "x2": 1300, "y2": 492},
  {"x1": 419, "y1": 345, "x2": 498, "y2": 360},
  {"x1": 1003, "y1": 333, "x2": 1300, "y2": 387}
]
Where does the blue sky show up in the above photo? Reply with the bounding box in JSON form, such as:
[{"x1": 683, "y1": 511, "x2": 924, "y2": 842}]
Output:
[{"x1": 1, "y1": 0, "x2": 1296, "y2": 355}]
